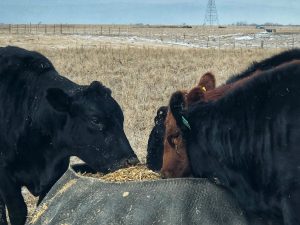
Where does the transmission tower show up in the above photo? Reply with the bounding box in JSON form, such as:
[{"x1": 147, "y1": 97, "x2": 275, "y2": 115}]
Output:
[{"x1": 203, "y1": 0, "x2": 219, "y2": 26}]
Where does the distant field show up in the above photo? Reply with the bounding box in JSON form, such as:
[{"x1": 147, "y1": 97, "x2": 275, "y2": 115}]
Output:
[
  {"x1": 1, "y1": 24, "x2": 300, "y2": 36},
  {"x1": 1, "y1": 24, "x2": 300, "y2": 49},
  {"x1": 0, "y1": 28, "x2": 291, "y2": 221}
]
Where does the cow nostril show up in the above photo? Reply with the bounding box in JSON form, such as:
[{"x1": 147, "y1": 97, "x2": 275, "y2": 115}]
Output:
[
  {"x1": 160, "y1": 171, "x2": 168, "y2": 179},
  {"x1": 126, "y1": 157, "x2": 140, "y2": 166}
]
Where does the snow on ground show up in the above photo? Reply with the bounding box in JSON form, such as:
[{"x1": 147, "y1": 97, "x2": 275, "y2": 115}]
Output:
[
  {"x1": 1, "y1": 31, "x2": 298, "y2": 50},
  {"x1": 235, "y1": 36, "x2": 254, "y2": 40},
  {"x1": 71, "y1": 32, "x2": 300, "y2": 49}
]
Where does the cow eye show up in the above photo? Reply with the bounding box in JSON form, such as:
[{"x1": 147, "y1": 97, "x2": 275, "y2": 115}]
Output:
[
  {"x1": 167, "y1": 136, "x2": 175, "y2": 148},
  {"x1": 90, "y1": 117, "x2": 105, "y2": 130},
  {"x1": 167, "y1": 132, "x2": 180, "y2": 148}
]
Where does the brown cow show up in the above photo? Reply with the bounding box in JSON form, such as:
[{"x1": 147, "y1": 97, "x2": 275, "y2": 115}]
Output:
[
  {"x1": 161, "y1": 59, "x2": 300, "y2": 179},
  {"x1": 161, "y1": 72, "x2": 216, "y2": 178}
]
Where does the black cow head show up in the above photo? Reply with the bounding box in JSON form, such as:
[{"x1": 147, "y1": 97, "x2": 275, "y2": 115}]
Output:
[
  {"x1": 146, "y1": 106, "x2": 168, "y2": 171},
  {"x1": 46, "y1": 81, "x2": 139, "y2": 173},
  {"x1": 168, "y1": 91, "x2": 190, "y2": 133}
]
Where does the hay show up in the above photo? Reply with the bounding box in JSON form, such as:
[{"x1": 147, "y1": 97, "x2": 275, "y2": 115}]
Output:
[
  {"x1": 28, "y1": 180, "x2": 78, "y2": 224},
  {"x1": 80, "y1": 165, "x2": 161, "y2": 182},
  {"x1": 28, "y1": 203, "x2": 48, "y2": 224}
]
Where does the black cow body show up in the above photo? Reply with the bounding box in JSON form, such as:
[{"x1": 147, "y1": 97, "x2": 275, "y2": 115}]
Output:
[
  {"x1": 146, "y1": 106, "x2": 167, "y2": 171},
  {"x1": 226, "y1": 48, "x2": 300, "y2": 83},
  {"x1": 147, "y1": 49, "x2": 300, "y2": 172},
  {"x1": 170, "y1": 63, "x2": 300, "y2": 224},
  {"x1": 0, "y1": 46, "x2": 138, "y2": 225}
]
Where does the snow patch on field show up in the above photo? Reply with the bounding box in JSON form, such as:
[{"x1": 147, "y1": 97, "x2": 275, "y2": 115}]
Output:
[
  {"x1": 235, "y1": 36, "x2": 254, "y2": 40},
  {"x1": 69, "y1": 32, "x2": 299, "y2": 49}
]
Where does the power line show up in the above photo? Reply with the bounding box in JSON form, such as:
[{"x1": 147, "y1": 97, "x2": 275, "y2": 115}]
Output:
[{"x1": 204, "y1": 0, "x2": 219, "y2": 26}]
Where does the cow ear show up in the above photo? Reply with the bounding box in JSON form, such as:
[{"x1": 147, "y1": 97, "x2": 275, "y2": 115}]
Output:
[
  {"x1": 89, "y1": 81, "x2": 112, "y2": 96},
  {"x1": 46, "y1": 88, "x2": 71, "y2": 113},
  {"x1": 198, "y1": 72, "x2": 216, "y2": 91},
  {"x1": 186, "y1": 87, "x2": 205, "y2": 105},
  {"x1": 155, "y1": 106, "x2": 168, "y2": 124},
  {"x1": 169, "y1": 91, "x2": 188, "y2": 131}
]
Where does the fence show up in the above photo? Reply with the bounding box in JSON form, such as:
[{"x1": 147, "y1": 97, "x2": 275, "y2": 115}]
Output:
[{"x1": 0, "y1": 24, "x2": 299, "y2": 49}]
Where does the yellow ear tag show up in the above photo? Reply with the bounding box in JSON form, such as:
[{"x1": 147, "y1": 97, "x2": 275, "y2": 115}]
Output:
[{"x1": 201, "y1": 86, "x2": 207, "y2": 92}]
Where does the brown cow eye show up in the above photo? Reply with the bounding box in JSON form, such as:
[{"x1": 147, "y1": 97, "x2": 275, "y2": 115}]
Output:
[{"x1": 167, "y1": 132, "x2": 180, "y2": 149}]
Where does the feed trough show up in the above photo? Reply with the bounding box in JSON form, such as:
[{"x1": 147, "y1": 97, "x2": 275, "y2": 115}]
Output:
[{"x1": 28, "y1": 166, "x2": 267, "y2": 225}]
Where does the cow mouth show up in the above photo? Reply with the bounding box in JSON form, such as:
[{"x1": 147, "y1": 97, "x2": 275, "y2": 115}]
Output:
[
  {"x1": 74, "y1": 145, "x2": 139, "y2": 173},
  {"x1": 103, "y1": 156, "x2": 140, "y2": 173},
  {"x1": 72, "y1": 156, "x2": 140, "y2": 175}
]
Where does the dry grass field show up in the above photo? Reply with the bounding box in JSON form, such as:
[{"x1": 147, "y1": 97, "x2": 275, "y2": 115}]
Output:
[
  {"x1": 0, "y1": 27, "x2": 291, "y2": 222},
  {"x1": 1, "y1": 24, "x2": 300, "y2": 49},
  {"x1": 1, "y1": 24, "x2": 300, "y2": 36}
]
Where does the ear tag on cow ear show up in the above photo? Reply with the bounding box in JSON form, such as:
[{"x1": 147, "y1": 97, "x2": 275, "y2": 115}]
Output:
[
  {"x1": 182, "y1": 116, "x2": 191, "y2": 130},
  {"x1": 200, "y1": 86, "x2": 207, "y2": 92}
]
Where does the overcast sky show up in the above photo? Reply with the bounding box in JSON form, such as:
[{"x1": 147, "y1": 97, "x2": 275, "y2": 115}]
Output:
[{"x1": 0, "y1": 0, "x2": 299, "y2": 25}]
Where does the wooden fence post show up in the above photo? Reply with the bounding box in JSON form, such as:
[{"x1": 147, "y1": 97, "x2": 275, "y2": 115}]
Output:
[
  {"x1": 207, "y1": 36, "x2": 209, "y2": 48},
  {"x1": 292, "y1": 35, "x2": 295, "y2": 48}
]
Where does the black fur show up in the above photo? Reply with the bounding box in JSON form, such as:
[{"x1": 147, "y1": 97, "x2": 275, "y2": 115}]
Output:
[
  {"x1": 173, "y1": 63, "x2": 300, "y2": 225},
  {"x1": 147, "y1": 49, "x2": 300, "y2": 173},
  {"x1": 226, "y1": 48, "x2": 300, "y2": 83},
  {"x1": 0, "y1": 46, "x2": 138, "y2": 225},
  {"x1": 146, "y1": 106, "x2": 168, "y2": 171}
]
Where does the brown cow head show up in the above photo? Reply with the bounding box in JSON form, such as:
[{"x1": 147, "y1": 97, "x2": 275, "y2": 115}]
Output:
[{"x1": 161, "y1": 72, "x2": 216, "y2": 178}]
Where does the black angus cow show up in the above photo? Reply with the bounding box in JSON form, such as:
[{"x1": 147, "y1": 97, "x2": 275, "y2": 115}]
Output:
[
  {"x1": 168, "y1": 61, "x2": 300, "y2": 224},
  {"x1": 146, "y1": 106, "x2": 167, "y2": 171},
  {"x1": 147, "y1": 48, "x2": 300, "y2": 172},
  {"x1": 0, "y1": 46, "x2": 139, "y2": 225}
]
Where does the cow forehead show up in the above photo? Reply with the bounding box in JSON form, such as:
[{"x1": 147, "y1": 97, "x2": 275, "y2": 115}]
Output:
[
  {"x1": 75, "y1": 92, "x2": 123, "y2": 117},
  {"x1": 165, "y1": 111, "x2": 180, "y2": 133}
]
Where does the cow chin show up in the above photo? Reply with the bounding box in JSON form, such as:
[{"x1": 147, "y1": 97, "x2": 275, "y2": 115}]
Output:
[{"x1": 161, "y1": 166, "x2": 191, "y2": 179}]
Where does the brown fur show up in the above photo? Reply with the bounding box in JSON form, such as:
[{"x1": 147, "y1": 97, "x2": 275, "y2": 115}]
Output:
[
  {"x1": 160, "y1": 72, "x2": 216, "y2": 178},
  {"x1": 161, "y1": 107, "x2": 191, "y2": 178}
]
